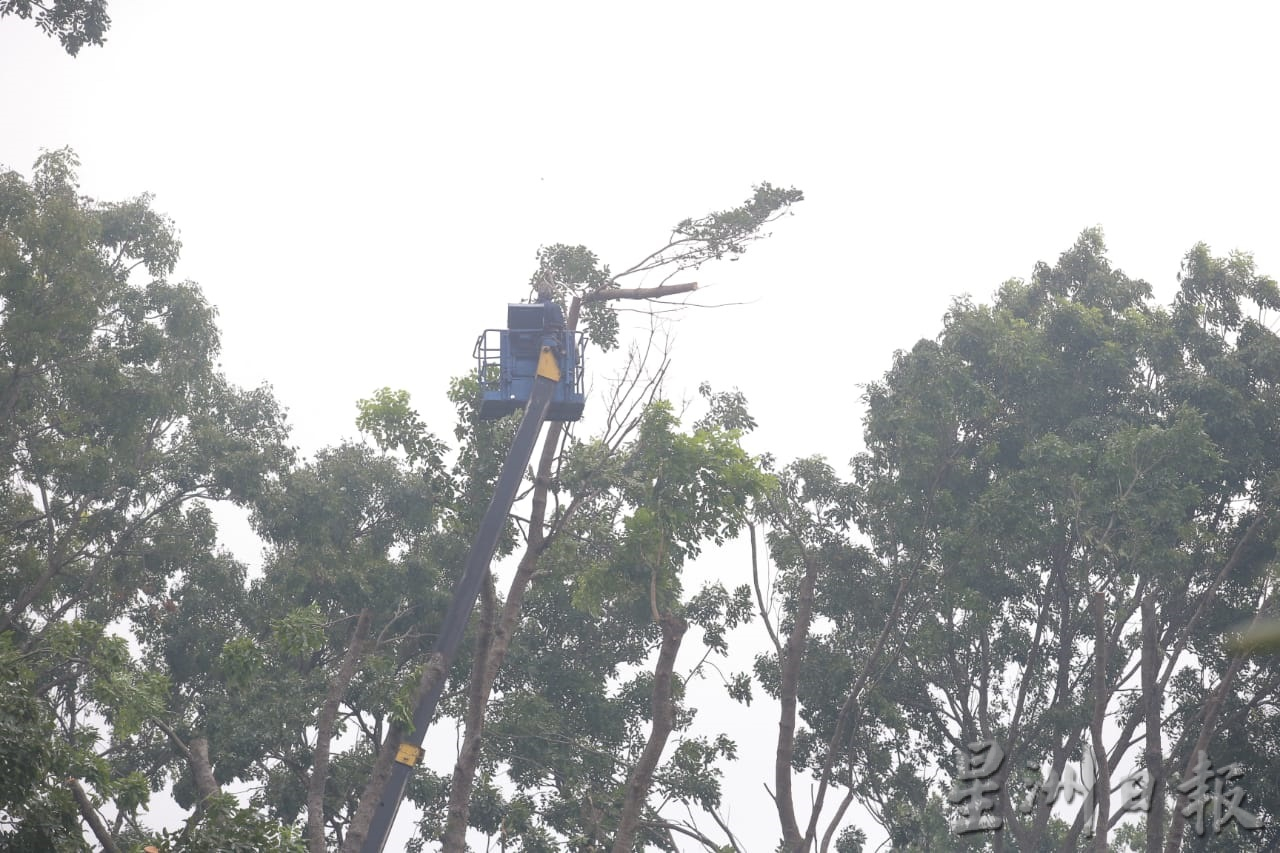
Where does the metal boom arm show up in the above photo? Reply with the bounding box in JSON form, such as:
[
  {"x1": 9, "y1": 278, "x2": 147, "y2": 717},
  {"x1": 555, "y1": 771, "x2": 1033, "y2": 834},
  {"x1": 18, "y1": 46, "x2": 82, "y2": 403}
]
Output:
[{"x1": 360, "y1": 345, "x2": 562, "y2": 853}]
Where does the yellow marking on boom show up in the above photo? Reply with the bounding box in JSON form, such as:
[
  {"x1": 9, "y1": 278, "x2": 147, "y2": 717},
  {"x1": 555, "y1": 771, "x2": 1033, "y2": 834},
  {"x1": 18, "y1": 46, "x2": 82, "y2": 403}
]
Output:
[
  {"x1": 536, "y1": 346, "x2": 561, "y2": 382},
  {"x1": 394, "y1": 743, "x2": 422, "y2": 767}
]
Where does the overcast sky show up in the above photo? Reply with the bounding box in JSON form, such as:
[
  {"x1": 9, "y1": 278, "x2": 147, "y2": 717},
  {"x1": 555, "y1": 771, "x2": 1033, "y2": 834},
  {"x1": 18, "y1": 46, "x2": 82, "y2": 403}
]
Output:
[{"x1": 4, "y1": 2, "x2": 1280, "y2": 849}]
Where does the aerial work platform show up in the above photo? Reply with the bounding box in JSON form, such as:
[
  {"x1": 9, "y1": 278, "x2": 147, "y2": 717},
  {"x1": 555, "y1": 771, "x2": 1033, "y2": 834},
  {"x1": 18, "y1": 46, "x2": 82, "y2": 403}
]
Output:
[
  {"x1": 362, "y1": 299, "x2": 584, "y2": 852},
  {"x1": 474, "y1": 302, "x2": 585, "y2": 421}
]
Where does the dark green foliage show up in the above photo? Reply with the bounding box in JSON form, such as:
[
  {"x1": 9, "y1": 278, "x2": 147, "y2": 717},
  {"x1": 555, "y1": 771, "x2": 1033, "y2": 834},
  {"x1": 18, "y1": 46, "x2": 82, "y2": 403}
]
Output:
[
  {"x1": 529, "y1": 243, "x2": 619, "y2": 351},
  {"x1": 760, "y1": 228, "x2": 1280, "y2": 849},
  {"x1": 694, "y1": 382, "x2": 758, "y2": 433},
  {"x1": 1, "y1": 148, "x2": 292, "y2": 639},
  {"x1": 0, "y1": 149, "x2": 295, "y2": 848},
  {"x1": 468, "y1": 397, "x2": 769, "y2": 848},
  {"x1": 671, "y1": 182, "x2": 804, "y2": 262},
  {"x1": 835, "y1": 825, "x2": 866, "y2": 853},
  {"x1": 718, "y1": 228, "x2": 1280, "y2": 851},
  {"x1": 0, "y1": 0, "x2": 109, "y2": 54},
  {"x1": 0, "y1": 636, "x2": 52, "y2": 812},
  {"x1": 141, "y1": 793, "x2": 307, "y2": 852},
  {"x1": 527, "y1": 182, "x2": 803, "y2": 354}
]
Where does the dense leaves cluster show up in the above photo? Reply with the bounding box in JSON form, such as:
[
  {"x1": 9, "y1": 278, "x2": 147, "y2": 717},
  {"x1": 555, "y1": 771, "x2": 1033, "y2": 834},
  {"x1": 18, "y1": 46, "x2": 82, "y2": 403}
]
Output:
[
  {"x1": 1, "y1": 0, "x2": 110, "y2": 55},
  {"x1": 0, "y1": 149, "x2": 296, "y2": 848},
  {"x1": 750, "y1": 229, "x2": 1280, "y2": 852}
]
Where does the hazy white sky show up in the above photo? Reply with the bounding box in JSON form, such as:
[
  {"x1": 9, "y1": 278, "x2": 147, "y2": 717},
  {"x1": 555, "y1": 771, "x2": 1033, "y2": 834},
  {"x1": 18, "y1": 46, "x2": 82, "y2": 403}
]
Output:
[{"x1": 4, "y1": 2, "x2": 1280, "y2": 849}]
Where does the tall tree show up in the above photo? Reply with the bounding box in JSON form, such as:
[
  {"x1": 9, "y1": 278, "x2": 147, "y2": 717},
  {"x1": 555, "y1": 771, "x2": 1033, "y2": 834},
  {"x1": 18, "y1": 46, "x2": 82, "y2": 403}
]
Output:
[
  {"x1": 0, "y1": 148, "x2": 294, "y2": 849},
  {"x1": 748, "y1": 230, "x2": 1280, "y2": 852}
]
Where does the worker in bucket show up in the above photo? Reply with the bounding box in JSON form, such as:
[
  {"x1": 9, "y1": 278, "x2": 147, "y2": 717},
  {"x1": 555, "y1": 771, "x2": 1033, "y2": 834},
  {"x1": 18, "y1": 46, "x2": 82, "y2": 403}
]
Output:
[{"x1": 535, "y1": 271, "x2": 566, "y2": 357}]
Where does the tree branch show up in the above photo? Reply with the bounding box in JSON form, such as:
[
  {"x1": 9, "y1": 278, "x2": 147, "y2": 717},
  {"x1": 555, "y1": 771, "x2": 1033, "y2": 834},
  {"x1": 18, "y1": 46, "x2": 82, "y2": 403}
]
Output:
[
  {"x1": 750, "y1": 520, "x2": 782, "y2": 656},
  {"x1": 583, "y1": 282, "x2": 698, "y2": 303},
  {"x1": 612, "y1": 614, "x2": 689, "y2": 852},
  {"x1": 68, "y1": 776, "x2": 122, "y2": 853},
  {"x1": 308, "y1": 608, "x2": 371, "y2": 853}
]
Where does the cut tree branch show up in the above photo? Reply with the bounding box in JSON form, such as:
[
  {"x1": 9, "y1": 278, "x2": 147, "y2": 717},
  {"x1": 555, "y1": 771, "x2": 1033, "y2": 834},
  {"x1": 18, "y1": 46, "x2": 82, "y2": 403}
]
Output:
[{"x1": 583, "y1": 282, "x2": 698, "y2": 303}]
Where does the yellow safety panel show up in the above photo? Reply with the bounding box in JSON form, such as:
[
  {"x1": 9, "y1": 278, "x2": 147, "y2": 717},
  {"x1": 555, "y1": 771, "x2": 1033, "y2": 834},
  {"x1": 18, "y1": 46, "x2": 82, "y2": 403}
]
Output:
[
  {"x1": 394, "y1": 743, "x2": 423, "y2": 767},
  {"x1": 536, "y1": 346, "x2": 561, "y2": 382}
]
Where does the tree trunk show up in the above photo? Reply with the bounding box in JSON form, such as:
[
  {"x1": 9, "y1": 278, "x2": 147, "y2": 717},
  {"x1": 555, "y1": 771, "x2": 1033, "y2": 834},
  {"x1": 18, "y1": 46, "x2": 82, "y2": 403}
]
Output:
[
  {"x1": 189, "y1": 735, "x2": 221, "y2": 805},
  {"x1": 1143, "y1": 594, "x2": 1165, "y2": 853},
  {"x1": 308, "y1": 609, "x2": 370, "y2": 853},
  {"x1": 1088, "y1": 593, "x2": 1110, "y2": 852},
  {"x1": 1157, "y1": 514, "x2": 1270, "y2": 853},
  {"x1": 998, "y1": 542, "x2": 1063, "y2": 853},
  {"x1": 438, "y1": 509, "x2": 557, "y2": 847},
  {"x1": 151, "y1": 717, "x2": 219, "y2": 813},
  {"x1": 804, "y1": 573, "x2": 914, "y2": 848},
  {"x1": 1020, "y1": 553, "x2": 1077, "y2": 853},
  {"x1": 1162, "y1": 649, "x2": 1246, "y2": 853},
  {"x1": 612, "y1": 614, "x2": 688, "y2": 853},
  {"x1": 774, "y1": 540, "x2": 821, "y2": 852},
  {"x1": 440, "y1": 573, "x2": 497, "y2": 850},
  {"x1": 819, "y1": 788, "x2": 855, "y2": 853}
]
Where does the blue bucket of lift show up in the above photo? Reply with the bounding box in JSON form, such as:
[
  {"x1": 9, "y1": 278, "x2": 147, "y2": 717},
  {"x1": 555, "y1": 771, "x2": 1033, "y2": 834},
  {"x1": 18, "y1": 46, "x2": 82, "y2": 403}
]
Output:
[{"x1": 474, "y1": 303, "x2": 585, "y2": 421}]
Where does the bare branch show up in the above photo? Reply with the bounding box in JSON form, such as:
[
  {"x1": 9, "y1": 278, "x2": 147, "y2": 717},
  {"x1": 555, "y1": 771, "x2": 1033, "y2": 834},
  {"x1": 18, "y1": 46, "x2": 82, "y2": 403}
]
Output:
[{"x1": 750, "y1": 521, "x2": 782, "y2": 656}]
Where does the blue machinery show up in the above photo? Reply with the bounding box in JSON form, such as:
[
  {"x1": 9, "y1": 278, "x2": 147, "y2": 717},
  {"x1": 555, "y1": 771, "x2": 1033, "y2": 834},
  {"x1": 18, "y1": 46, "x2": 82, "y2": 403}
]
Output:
[
  {"x1": 360, "y1": 302, "x2": 581, "y2": 853},
  {"x1": 475, "y1": 302, "x2": 585, "y2": 421}
]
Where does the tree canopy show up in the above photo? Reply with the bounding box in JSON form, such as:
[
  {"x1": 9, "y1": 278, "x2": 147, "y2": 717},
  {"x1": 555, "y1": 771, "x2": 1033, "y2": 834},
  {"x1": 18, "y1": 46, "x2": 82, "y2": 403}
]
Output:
[
  {"x1": 748, "y1": 229, "x2": 1280, "y2": 852},
  {"x1": 5, "y1": 147, "x2": 1280, "y2": 853}
]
